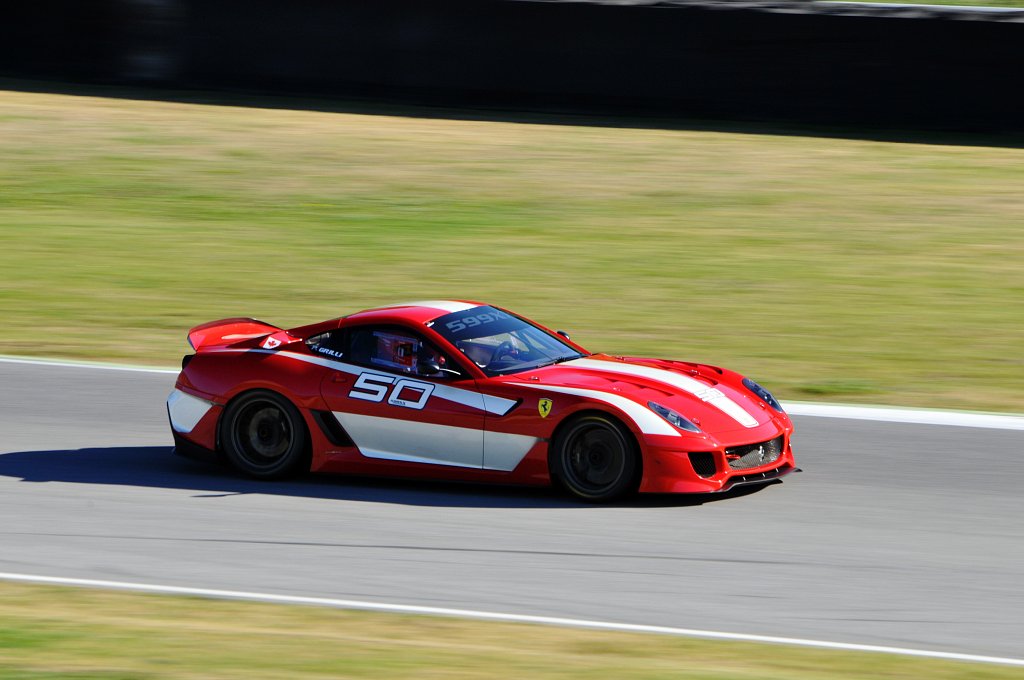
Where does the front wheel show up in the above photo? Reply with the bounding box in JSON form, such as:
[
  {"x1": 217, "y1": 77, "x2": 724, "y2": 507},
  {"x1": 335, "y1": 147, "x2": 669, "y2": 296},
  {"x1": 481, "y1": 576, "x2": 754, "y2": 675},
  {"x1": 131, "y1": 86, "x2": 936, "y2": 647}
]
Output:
[
  {"x1": 551, "y1": 415, "x2": 639, "y2": 502},
  {"x1": 220, "y1": 390, "x2": 307, "y2": 479}
]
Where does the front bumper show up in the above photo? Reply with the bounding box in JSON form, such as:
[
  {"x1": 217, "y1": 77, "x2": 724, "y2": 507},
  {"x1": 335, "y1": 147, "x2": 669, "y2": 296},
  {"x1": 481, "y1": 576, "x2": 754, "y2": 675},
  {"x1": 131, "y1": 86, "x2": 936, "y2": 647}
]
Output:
[
  {"x1": 639, "y1": 430, "x2": 798, "y2": 494},
  {"x1": 718, "y1": 463, "x2": 801, "y2": 492}
]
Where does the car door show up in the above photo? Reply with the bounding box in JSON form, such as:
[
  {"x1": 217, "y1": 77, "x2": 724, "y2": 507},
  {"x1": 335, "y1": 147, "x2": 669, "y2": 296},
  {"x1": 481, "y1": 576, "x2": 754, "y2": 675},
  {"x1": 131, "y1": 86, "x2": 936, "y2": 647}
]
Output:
[{"x1": 318, "y1": 324, "x2": 487, "y2": 468}]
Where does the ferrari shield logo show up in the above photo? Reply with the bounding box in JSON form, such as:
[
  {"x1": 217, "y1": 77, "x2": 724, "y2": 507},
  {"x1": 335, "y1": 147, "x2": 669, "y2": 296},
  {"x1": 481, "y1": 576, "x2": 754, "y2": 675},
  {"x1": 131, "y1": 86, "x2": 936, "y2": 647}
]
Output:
[{"x1": 538, "y1": 398, "x2": 553, "y2": 418}]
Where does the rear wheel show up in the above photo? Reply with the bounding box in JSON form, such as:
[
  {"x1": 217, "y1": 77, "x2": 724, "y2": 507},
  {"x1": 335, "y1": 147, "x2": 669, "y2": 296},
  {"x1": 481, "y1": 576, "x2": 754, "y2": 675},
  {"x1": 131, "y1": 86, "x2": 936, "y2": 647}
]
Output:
[
  {"x1": 552, "y1": 415, "x2": 638, "y2": 502},
  {"x1": 220, "y1": 390, "x2": 307, "y2": 479}
]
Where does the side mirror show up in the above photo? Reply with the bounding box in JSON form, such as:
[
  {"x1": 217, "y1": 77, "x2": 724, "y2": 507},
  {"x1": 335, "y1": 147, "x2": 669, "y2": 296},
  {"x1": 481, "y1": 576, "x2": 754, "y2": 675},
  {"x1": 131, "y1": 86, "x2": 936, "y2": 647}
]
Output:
[
  {"x1": 556, "y1": 330, "x2": 571, "y2": 340},
  {"x1": 417, "y1": 358, "x2": 442, "y2": 375}
]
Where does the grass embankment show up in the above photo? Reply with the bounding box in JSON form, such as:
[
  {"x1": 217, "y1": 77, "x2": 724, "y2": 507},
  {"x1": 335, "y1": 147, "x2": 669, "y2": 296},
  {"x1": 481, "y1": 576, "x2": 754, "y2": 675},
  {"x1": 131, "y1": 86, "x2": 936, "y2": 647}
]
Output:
[
  {"x1": 0, "y1": 583, "x2": 1019, "y2": 679},
  {"x1": 1, "y1": 89, "x2": 1021, "y2": 411}
]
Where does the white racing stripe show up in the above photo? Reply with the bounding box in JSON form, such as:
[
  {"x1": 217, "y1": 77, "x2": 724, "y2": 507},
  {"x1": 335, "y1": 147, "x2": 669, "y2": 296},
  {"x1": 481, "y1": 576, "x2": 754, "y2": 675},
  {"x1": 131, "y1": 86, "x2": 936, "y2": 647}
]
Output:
[
  {"x1": 195, "y1": 348, "x2": 523, "y2": 419},
  {"x1": 269, "y1": 350, "x2": 519, "y2": 416},
  {"x1": 0, "y1": 572, "x2": 1020, "y2": 667},
  {"x1": 562, "y1": 358, "x2": 761, "y2": 428},
  {"x1": 2, "y1": 355, "x2": 1022, "y2": 431},
  {"x1": 519, "y1": 383, "x2": 681, "y2": 437},
  {"x1": 378, "y1": 300, "x2": 478, "y2": 314}
]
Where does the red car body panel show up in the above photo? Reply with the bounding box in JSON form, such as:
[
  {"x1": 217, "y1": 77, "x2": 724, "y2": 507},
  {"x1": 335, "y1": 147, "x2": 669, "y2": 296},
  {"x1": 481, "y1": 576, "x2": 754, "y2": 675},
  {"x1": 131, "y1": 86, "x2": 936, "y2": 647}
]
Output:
[{"x1": 168, "y1": 301, "x2": 797, "y2": 494}]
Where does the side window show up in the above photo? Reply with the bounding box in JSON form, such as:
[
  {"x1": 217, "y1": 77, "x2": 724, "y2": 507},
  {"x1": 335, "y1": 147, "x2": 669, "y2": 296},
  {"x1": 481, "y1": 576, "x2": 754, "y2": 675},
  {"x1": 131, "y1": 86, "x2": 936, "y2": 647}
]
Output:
[
  {"x1": 347, "y1": 326, "x2": 463, "y2": 379},
  {"x1": 366, "y1": 329, "x2": 418, "y2": 372},
  {"x1": 306, "y1": 330, "x2": 347, "y2": 360}
]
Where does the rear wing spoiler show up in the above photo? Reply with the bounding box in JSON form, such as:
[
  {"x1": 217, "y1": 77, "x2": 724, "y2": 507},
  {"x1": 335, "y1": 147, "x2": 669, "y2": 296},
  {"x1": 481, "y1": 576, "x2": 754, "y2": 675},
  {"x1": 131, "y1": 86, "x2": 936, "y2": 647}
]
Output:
[{"x1": 187, "y1": 318, "x2": 297, "y2": 351}]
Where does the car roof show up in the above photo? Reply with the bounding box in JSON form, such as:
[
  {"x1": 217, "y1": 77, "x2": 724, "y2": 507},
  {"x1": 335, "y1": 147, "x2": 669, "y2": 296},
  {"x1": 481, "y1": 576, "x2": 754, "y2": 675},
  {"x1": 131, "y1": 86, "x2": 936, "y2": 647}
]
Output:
[{"x1": 343, "y1": 300, "x2": 486, "y2": 325}]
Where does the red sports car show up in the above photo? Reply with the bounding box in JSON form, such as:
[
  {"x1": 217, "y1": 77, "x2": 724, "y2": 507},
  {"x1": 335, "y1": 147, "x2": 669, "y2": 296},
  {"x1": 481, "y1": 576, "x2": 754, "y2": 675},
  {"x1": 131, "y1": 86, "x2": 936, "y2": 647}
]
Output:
[{"x1": 167, "y1": 301, "x2": 797, "y2": 501}]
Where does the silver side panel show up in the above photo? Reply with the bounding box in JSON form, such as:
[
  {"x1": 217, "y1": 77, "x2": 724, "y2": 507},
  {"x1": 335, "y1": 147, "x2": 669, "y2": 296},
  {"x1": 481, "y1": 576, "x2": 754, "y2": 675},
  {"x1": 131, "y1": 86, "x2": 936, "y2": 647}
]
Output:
[
  {"x1": 334, "y1": 412, "x2": 483, "y2": 468},
  {"x1": 483, "y1": 431, "x2": 540, "y2": 471}
]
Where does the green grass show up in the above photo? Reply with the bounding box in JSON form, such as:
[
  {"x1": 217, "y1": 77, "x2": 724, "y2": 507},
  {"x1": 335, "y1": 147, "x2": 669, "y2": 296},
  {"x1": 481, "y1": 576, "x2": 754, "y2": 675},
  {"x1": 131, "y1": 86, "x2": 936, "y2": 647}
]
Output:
[
  {"x1": 0, "y1": 582, "x2": 1020, "y2": 679},
  {"x1": 1, "y1": 89, "x2": 1022, "y2": 411}
]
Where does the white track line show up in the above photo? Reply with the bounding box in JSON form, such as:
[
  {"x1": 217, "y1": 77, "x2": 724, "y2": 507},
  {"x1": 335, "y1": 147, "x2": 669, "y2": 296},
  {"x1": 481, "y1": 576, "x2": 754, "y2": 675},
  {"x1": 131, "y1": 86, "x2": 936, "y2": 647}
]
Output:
[
  {"x1": 0, "y1": 355, "x2": 178, "y2": 375},
  {"x1": 782, "y1": 401, "x2": 1024, "y2": 431},
  {"x1": 0, "y1": 572, "x2": 1021, "y2": 667},
  {"x1": 2, "y1": 354, "x2": 1021, "y2": 430},
  {"x1": 1, "y1": 356, "x2": 1021, "y2": 663}
]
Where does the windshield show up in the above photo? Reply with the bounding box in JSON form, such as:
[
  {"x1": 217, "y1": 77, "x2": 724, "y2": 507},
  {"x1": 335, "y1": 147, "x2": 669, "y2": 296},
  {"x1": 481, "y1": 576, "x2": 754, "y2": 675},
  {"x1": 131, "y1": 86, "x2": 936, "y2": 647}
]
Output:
[{"x1": 428, "y1": 306, "x2": 584, "y2": 376}]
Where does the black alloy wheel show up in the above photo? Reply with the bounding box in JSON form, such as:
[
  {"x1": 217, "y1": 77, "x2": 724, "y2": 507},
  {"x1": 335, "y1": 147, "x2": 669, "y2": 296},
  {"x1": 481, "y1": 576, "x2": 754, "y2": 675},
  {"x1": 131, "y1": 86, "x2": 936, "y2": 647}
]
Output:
[
  {"x1": 221, "y1": 390, "x2": 307, "y2": 479},
  {"x1": 552, "y1": 415, "x2": 638, "y2": 502}
]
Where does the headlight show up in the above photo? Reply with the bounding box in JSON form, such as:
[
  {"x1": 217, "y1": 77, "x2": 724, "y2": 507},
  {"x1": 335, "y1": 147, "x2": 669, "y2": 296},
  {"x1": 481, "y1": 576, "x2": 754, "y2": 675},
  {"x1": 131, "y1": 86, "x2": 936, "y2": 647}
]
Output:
[
  {"x1": 742, "y1": 377, "x2": 783, "y2": 413},
  {"x1": 648, "y1": 401, "x2": 702, "y2": 433}
]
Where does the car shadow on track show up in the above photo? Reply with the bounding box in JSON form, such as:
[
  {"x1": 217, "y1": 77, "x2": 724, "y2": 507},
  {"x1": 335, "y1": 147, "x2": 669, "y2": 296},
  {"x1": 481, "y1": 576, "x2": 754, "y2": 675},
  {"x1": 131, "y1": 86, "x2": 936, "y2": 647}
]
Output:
[{"x1": 0, "y1": 446, "x2": 777, "y2": 509}]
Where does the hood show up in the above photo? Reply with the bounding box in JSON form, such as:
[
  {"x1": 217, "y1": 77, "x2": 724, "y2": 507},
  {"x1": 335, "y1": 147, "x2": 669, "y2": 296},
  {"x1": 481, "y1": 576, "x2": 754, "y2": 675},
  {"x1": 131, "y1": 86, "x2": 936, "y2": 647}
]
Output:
[{"x1": 511, "y1": 354, "x2": 776, "y2": 434}]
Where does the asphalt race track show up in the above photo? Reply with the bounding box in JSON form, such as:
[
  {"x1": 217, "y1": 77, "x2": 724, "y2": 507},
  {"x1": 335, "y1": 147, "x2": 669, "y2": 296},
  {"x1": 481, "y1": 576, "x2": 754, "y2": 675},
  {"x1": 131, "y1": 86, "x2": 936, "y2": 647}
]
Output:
[{"x1": 1, "y1": 361, "x2": 1022, "y2": 660}]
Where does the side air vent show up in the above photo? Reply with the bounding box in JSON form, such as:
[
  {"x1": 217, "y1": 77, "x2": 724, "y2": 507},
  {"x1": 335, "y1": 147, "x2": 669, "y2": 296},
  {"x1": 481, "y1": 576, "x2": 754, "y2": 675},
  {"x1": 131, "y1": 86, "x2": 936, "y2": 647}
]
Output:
[
  {"x1": 311, "y1": 410, "x2": 355, "y2": 447},
  {"x1": 688, "y1": 451, "x2": 717, "y2": 478}
]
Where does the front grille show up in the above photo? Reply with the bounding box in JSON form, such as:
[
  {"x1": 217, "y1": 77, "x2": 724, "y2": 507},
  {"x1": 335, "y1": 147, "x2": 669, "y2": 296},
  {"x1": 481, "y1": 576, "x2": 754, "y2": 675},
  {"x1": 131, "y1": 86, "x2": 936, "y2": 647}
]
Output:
[
  {"x1": 726, "y1": 435, "x2": 783, "y2": 470},
  {"x1": 688, "y1": 451, "x2": 717, "y2": 478}
]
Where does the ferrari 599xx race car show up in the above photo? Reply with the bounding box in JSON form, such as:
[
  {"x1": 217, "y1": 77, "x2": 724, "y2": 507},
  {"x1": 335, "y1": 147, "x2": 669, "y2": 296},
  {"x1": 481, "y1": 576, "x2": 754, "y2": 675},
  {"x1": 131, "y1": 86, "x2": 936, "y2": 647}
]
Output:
[{"x1": 167, "y1": 301, "x2": 797, "y2": 501}]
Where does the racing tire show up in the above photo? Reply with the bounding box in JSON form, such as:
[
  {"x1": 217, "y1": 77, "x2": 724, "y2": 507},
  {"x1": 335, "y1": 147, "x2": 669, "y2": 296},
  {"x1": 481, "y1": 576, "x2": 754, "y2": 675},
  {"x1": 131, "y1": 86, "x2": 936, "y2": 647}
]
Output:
[
  {"x1": 220, "y1": 390, "x2": 308, "y2": 479},
  {"x1": 551, "y1": 415, "x2": 639, "y2": 502}
]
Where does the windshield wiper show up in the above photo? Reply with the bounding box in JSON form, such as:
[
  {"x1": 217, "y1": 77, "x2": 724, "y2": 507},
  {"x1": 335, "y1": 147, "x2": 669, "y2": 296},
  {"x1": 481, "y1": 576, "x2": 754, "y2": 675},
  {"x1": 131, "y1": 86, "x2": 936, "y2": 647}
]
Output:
[
  {"x1": 490, "y1": 353, "x2": 587, "y2": 375},
  {"x1": 533, "y1": 354, "x2": 585, "y2": 369}
]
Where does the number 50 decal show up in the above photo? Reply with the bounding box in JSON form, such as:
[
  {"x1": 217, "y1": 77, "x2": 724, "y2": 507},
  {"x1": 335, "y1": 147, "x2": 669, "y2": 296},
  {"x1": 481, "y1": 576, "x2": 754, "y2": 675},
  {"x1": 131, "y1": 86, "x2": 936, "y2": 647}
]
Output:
[{"x1": 348, "y1": 373, "x2": 435, "y2": 410}]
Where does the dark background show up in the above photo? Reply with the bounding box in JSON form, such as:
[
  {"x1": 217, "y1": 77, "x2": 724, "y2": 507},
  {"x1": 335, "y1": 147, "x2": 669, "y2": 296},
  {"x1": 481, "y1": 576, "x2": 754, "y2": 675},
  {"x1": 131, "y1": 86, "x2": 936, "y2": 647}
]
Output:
[{"x1": 2, "y1": 0, "x2": 1023, "y2": 130}]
